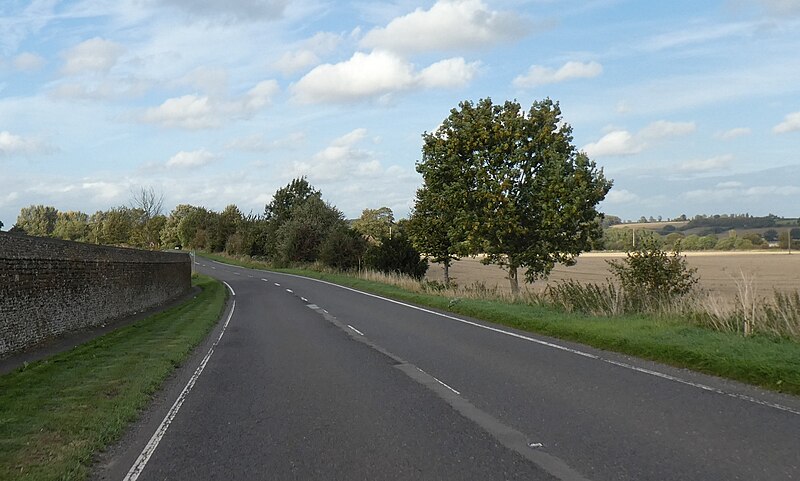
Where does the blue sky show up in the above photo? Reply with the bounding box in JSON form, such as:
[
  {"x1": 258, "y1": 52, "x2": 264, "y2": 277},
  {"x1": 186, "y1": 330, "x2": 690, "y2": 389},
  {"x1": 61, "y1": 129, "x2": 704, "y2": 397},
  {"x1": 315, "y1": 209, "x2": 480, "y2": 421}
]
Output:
[{"x1": 1, "y1": 0, "x2": 799, "y2": 227}]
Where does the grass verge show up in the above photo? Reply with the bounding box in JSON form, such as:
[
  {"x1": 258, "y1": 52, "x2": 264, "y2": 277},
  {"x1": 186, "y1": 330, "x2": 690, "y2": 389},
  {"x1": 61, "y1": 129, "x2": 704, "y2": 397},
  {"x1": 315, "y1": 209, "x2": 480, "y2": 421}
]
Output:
[
  {"x1": 202, "y1": 252, "x2": 800, "y2": 397},
  {"x1": 0, "y1": 274, "x2": 227, "y2": 481}
]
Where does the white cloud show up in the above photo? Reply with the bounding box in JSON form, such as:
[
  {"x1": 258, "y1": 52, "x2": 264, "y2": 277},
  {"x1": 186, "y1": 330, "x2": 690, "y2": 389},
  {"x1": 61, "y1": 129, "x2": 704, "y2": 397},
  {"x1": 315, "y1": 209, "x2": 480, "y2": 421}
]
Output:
[
  {"x1": 418, "y1": 57, "x2": 480, "y2": 88},
  {"x1": 582, "y1": 130, "x2": 643, "y2": 157},
  {"x1": 360, "y1": 0, "x2": 528, "y2": 54},
  {"x1": 275, "y1": 50, "x2": 321, "y2": 75},
  {"x1": 240, "y1": 79, "x2": 279, "y2": 111},
  {"x1": 166, "y1": 149, "x2": 216, "y2": 168},
  {"x1": 49, "y1": 78, "x2": 151, "y2": 100},
  {"x1": 274, "y1": 32, "x2": 342, "y2": 75},
  {"x1": 80, "y1": 181, "x2": 125, "y2": 199},
  {"x1": 773, "y1": 111, "x2": 800, "y2": 133},
  {"x1": 583, "y1": 120, "x2": 695, "y2": 157},
  {"x1": 716, "y1": 127, "x2": 751, "y2": 140},
  {"x1": 0, "y1": 131, "x2": 53, "y2": 156},
  {"x1": 685, "y1": 183, "x2": 800, "y2": 202},
  {"x1": 678, "y1": 154, "x2": 734, "y2": 173},
  {"x1": 225, "y1": 132, "x2": 305, "y2": 152},
  {"x1": 638, "y1": 120, "x2": 696, "y2": 140},
  {"x1": 604, "y1": 189, "x2": 640, "y2": 204},
  {"x1": 142, "y1": 94, "x2": 218, "y2": 129},
  {"x1": 176, "y1": 67, "x2": 229, "y2": 96},
  {"x1": 758, "y1": 0, "x2": 800, "y2": 15},
  {"x1": 288, "y1": 128, "x2": 387, "y2": 181},
  {"x1": 156, "y1": 0, "x2": 287, "y2": 22},
  {"x1": 140, "y1": 80, "x2": 278, "y2": 129},
  {"x1": 13, "y1": 52, "x2": 45, "y2": 71},
  {"x1": 291, "y1": 51, "x2": 477, "y2": 103},
  {"x1": 643, "y1": 22, "x2": 754, "y2": 52},
  {"x1": 61, "y1": 37, "x2": 125, "y2": 75},
  {"x1": 513, "y1": 61, "x2": 602, "y2": 88},
  {"x1": 716, "y1": 181, "x2": 743, "y2": 188}
]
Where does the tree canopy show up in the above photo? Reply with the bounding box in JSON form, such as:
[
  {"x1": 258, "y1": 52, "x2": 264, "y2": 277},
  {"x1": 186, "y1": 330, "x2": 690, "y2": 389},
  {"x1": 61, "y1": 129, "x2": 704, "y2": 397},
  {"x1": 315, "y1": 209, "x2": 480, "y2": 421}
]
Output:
[{"x1": 414, "y1": 98, "x2": 612, "y2": 293}]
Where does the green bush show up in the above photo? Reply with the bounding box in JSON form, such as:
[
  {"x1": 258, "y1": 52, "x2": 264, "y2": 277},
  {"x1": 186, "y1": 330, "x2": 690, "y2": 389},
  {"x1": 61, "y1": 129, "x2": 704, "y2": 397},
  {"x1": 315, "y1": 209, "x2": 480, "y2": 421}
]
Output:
[
  {"x1": 319, "y1": 227, "x2": 367, "y2": 271},
  {"x1": 364, "y1": 234, "x2": 428, "y2": 280},
  {"x1": 607, "y1": 239, "x2": 698, "y2": 308}
]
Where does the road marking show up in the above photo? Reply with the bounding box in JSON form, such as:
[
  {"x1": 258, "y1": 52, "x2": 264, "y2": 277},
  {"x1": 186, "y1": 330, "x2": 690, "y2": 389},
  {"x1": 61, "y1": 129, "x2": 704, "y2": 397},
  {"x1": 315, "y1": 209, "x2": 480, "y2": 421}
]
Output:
[
  {"x1": 347, "y1": 324, "x2": 364, "y2": 336},
  {"x1": 211, "y1": 266, "x2": 216, "y2": 270},
  {"x1": 223, "y1": 281, "x2": 235, "y2": 296},
  {"x1": 233, "y1": 272, "x2": 240, "y2": 276},
  {"x1": 261, "y1": 278, "x2": 268, "y2": 282},
  {"x1": 300, "y1": 297, "x2": 308, "y2": 302},
  {"x1": 123, "y1": 301, "x2": 236, "y2": 481},
  {"x1": 248, "y1": 275, "x2": 253, "y2": 278},
  {"x1": 433, "y1": 376, "x2": 460, "y2": 395},
  {"x1": 274, "y1": 283, "x2": 281, "y2": 287},
  {"x1": 415, "y1": 366, "x2": 460, "y2": 395},
  {"x1": 306, "y1": 304, "x2": 319, "y2": 310},
  {"x1": 286, "y1": 289, "x2": 293, "y2": 294},
  {"x1": 275, "y1": 272, "x2": 800, "y2": 417}
]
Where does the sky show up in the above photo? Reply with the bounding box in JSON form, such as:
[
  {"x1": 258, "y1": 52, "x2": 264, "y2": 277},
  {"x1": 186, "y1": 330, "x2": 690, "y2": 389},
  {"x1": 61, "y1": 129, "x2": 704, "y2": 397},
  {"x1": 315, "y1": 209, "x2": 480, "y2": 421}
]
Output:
[{"x1": 1, "y1": 0, "x2": 799, "y2": 227}]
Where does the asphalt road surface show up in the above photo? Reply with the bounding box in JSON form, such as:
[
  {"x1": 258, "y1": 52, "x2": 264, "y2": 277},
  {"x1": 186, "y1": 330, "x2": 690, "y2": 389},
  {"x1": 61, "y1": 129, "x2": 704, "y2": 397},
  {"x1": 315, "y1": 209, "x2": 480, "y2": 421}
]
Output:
[{"x1": 96, "y1": 259, "x2": 800, "y2": 481}]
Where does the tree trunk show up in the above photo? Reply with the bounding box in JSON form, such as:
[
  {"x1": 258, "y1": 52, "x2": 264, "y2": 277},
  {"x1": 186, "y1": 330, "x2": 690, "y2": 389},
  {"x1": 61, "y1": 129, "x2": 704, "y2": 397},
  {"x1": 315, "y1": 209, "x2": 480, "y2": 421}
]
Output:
[
  {"x1": 508, "y1": 265, "x2": 519, "y2": 296},
  {"x1": 443, "y1": 262, "x2": 450, "y2": 286}
]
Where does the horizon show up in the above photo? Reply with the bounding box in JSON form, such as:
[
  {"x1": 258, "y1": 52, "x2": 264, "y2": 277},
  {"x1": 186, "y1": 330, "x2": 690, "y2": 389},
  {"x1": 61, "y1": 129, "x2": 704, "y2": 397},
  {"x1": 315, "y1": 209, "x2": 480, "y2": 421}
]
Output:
[{"x1": 2, "y1": 0, "x2": 800, "y2": 227}]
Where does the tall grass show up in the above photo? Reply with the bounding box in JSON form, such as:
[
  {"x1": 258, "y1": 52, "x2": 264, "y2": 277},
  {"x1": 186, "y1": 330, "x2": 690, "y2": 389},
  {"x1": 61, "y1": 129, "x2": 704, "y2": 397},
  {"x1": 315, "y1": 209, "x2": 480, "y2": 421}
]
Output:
[{"x1": 357, "y1": 267, "x2": 800, "y2": 341}]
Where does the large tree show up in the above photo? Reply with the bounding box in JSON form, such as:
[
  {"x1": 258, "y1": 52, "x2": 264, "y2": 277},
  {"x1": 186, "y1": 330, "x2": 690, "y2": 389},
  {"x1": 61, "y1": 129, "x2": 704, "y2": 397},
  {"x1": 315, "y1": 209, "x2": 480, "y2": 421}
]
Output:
[{"x1": 416, "y1": 98, "x2": 612, "y2": 293}]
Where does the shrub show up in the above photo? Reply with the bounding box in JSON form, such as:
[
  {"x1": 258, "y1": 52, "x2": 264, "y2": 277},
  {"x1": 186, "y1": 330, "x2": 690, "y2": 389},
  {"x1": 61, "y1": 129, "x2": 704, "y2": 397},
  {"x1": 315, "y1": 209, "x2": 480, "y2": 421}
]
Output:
[
  {"x1": 607, "y1": 239, "x2": 698, "y2": 309},
  {"x1": 364, "y1": 233, "x2": 428, "y2": 280},
  {"x1": 318, "y1": 227, "x2": 367, "y2": 271}
]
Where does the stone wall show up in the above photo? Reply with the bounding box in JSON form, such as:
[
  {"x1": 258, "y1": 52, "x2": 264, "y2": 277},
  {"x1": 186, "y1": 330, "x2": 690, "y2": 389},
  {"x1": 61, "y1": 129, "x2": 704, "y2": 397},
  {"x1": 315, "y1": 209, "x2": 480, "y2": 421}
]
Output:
[{"x1": 0, "y1": 232, "x2": 191, "y2": 357}]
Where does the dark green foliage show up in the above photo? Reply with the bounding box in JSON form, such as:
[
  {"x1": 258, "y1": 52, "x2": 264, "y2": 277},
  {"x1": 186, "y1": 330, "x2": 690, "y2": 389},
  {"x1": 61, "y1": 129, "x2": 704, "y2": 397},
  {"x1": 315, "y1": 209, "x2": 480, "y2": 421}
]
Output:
[
  {"x1": 683, "y1": 213, "x2": 778, "y2": 231},
  {"x1": 364, "y1": 234, "x2": 428, "y2": 280},
  {"x1": 607, "y1": 239, "x2": 699, "y2": 307},
  {"x1": 275, "y1": 195, "x2": 345, "y2": 264},
  {"x1": 407, "y1": 186, "x2": 461, "y2": 284},
  {"x1": 415, "y1": 97, "x2": 612, "y2": 293},
  {"x1": 319, "y1": 227, "x2": 368, "y2": 270},
  {"x1": 265, "y1": 177, "x2": 318, "y2": 223}
]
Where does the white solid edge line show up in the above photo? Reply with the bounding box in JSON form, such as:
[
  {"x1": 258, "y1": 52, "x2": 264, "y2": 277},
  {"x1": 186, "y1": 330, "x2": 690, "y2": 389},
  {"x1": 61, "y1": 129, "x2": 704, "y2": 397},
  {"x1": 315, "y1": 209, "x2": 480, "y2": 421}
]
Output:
[
  {"x1": 223, "y1": 281, "x2": 236, "y2": 296},
  {"x1": 123, "y1": 300, "x2": 236, "y2": 481},
  {"x1": 274, "y1": 271, "x2": 800, "y2": 417},
  {"x1": 347, "y1": 324, "x2": 364, "y2": 336}
]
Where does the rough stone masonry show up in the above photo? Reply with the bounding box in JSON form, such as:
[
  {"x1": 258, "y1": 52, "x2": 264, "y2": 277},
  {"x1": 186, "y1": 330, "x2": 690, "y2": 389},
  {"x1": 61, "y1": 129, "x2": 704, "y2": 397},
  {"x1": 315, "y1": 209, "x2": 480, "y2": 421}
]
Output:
[{"x1": 0, "y1": 232, "x2": 191, "y2": 357}]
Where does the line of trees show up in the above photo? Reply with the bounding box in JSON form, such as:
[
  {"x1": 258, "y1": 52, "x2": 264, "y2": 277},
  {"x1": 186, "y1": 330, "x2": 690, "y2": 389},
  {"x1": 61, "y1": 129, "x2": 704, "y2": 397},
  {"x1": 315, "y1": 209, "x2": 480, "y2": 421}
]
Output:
[
  {"x1": 598, "y1": 228, "x2": 800, "y2": 251},
  {"x1": 8, "y1": 180, "x2": 429, "y2": 279}
]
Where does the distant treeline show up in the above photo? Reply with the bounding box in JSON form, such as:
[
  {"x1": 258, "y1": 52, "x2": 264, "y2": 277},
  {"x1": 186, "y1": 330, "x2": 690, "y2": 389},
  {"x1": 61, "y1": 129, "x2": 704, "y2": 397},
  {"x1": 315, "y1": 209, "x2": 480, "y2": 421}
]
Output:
[{"x1": 683, "y1": 213, "x2": 787, "y2": 230}]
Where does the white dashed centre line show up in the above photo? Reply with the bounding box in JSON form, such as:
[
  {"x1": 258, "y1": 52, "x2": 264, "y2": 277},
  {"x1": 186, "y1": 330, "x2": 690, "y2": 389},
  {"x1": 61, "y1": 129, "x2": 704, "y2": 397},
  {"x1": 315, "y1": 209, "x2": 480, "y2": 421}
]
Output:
[{"x1": 347, "y1": 325, "x2": 364, "y2": 336}]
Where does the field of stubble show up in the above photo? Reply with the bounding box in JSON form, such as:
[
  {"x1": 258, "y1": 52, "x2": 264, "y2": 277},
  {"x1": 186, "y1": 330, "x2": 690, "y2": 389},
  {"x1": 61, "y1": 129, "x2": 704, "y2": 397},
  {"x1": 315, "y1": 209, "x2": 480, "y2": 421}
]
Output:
[{"x1": 428, "y1": 252, "x2": 800, "y2": 300}]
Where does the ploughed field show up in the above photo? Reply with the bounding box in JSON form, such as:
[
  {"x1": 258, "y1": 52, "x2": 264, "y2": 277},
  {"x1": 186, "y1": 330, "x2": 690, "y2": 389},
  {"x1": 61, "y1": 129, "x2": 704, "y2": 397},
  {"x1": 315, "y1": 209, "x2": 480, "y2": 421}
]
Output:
[{"x1": 431, "y1": 252, "x2": 800, "y2": 300}]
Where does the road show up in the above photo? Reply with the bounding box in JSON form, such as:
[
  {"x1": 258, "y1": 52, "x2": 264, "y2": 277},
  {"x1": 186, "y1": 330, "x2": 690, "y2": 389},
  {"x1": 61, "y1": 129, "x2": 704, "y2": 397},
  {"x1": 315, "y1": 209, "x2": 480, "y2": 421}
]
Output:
[{"x1": 96, "y1": 259, "x2": 800, "y2": 481}]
